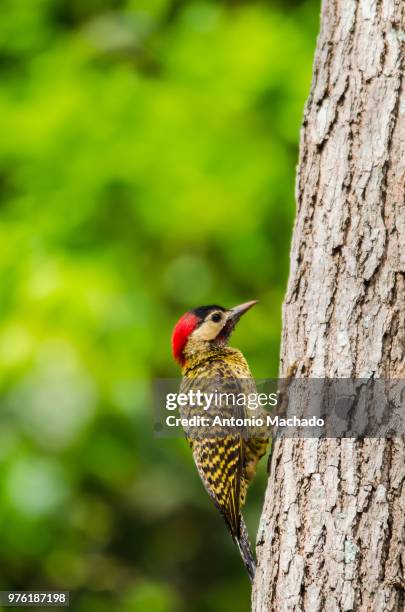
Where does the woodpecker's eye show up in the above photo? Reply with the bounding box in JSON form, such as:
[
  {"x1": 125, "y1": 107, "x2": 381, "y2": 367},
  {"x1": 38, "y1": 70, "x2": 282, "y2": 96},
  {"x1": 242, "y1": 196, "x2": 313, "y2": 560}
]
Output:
[{"x1": 211, "y1": 313, "x2": 222, "y2": 323}]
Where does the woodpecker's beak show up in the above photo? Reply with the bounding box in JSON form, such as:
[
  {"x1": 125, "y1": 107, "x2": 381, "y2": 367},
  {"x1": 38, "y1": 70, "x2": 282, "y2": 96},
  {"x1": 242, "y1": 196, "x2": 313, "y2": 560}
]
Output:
[
  {"x1": 216, "y1": 300, "x2": 258, "y2": 344},
  {"x1": 227, "y1": 300, "x2": 259, "y2": 323}
]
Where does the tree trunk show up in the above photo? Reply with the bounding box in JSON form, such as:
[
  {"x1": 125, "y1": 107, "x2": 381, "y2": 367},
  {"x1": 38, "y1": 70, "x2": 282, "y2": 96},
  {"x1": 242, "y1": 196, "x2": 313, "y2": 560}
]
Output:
[{"x1": 252, "y1": 1, "x2": 404, "y2": 610}]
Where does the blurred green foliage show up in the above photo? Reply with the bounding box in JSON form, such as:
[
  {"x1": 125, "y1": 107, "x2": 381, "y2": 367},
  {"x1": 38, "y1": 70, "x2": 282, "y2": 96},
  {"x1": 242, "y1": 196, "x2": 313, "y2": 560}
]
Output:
[{"x1": 0, "y1": 0, "x2": 318, "y2": 610}]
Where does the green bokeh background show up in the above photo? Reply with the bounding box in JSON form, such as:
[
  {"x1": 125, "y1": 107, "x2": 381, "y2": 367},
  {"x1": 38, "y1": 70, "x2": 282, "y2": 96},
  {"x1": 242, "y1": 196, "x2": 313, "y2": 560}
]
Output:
[{"x1": 0, "y1": 1, "x2": 318, "y2": 610}]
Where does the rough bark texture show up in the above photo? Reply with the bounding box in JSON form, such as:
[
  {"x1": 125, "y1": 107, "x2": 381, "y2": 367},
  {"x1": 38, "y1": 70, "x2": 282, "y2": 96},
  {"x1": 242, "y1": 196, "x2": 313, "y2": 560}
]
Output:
[{"x1": 252, "y1": 1, "x2": 404, "y2": 611}]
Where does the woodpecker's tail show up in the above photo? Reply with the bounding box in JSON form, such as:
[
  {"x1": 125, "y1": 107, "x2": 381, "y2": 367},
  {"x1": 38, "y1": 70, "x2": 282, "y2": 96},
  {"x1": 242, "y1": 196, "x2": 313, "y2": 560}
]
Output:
[{"x1": 235, "y1": 515, "x2": 256, "y2": 583}]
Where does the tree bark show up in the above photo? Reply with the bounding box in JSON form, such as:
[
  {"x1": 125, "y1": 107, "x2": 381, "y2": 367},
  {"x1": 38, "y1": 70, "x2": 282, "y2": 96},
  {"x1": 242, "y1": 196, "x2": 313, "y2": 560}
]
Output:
[{"x1": 252, "y1": 1, "x2": 404, "y2": 610}]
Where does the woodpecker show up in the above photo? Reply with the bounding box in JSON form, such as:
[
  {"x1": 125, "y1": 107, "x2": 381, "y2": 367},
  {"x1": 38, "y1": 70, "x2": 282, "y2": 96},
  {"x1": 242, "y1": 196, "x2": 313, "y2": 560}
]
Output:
[{"x1": 171, "y1": 301, "x2": 268, "y2": 582}]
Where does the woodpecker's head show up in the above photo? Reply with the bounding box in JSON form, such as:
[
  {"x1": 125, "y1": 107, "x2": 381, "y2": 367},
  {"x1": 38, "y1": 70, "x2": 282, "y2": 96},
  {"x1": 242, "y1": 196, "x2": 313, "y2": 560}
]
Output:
[{"x1": 172, "y1": 300, "x2": 258, "y2": 366}]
